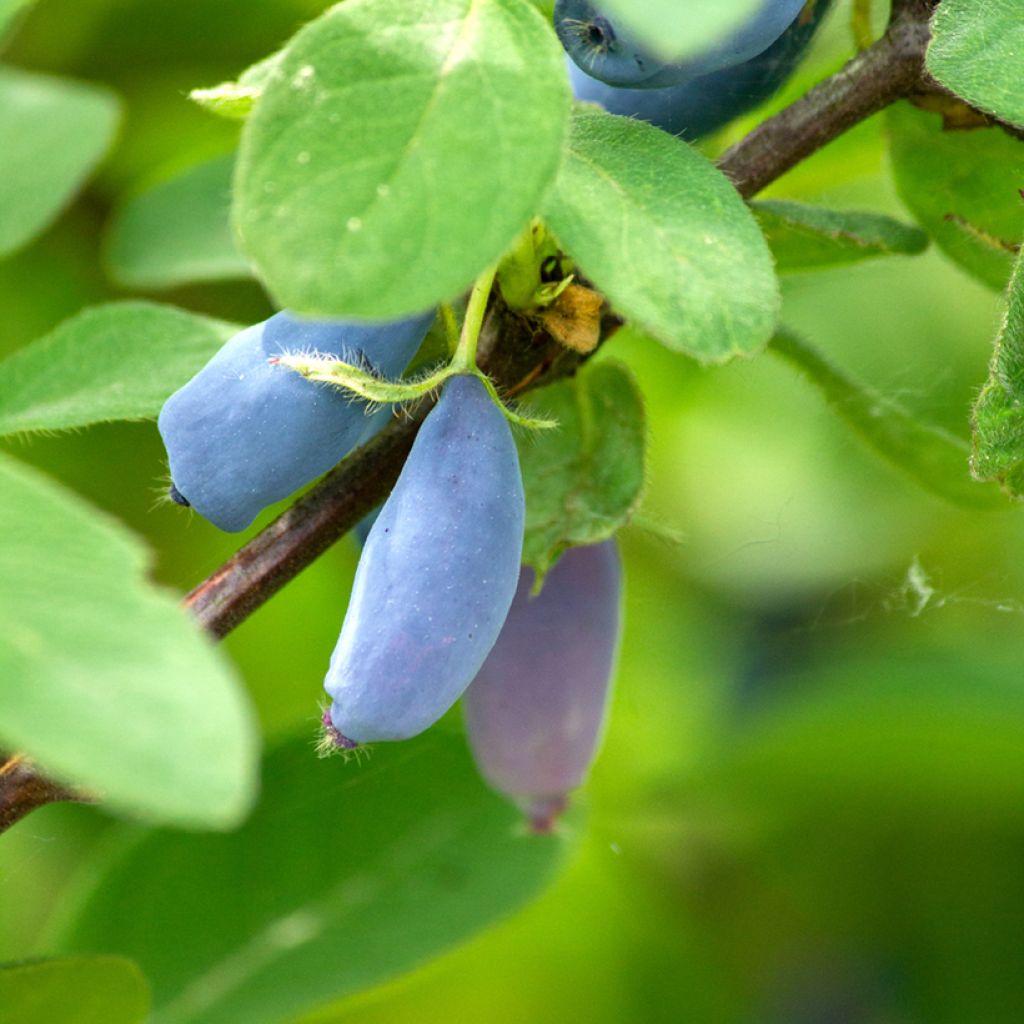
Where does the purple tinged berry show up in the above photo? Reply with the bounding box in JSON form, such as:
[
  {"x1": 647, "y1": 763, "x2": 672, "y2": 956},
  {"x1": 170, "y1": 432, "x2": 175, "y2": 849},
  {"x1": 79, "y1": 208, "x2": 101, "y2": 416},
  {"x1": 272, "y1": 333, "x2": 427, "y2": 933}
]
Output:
[
  {"x1": 463, "y1": 540, "x2": 623, "y2": 831},
  {"x1": 325, "y1": 374, "x2": 525, "y2": 745},
  {"x1": 321, "y1": 706, "x2": 359, "y2": 751}
]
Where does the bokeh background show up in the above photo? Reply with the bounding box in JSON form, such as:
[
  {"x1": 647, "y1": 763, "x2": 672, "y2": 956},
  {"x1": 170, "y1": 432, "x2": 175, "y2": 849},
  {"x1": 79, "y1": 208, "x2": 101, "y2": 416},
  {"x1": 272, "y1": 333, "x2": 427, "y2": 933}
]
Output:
[{"x1": 3, "y1": 1, "x2": 1023, "y2": 1020}]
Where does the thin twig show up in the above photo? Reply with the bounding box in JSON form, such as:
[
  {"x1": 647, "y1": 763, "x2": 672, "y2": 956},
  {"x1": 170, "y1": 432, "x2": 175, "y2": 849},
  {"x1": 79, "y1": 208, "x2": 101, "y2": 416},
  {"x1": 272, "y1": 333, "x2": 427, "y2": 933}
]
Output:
[
  {"x1": 718, "y1": 0, "x2": 933, "y2": 198},
  {"x1": 0, "y1": 753, "x2": 88, "y2": 833}
]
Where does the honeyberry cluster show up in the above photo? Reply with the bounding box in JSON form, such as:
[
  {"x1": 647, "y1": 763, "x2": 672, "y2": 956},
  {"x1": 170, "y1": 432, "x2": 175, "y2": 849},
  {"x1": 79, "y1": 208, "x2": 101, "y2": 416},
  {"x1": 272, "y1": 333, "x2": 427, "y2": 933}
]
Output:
[{"x1": 159, "y1": 0, "x2": 825, "y2": 828}]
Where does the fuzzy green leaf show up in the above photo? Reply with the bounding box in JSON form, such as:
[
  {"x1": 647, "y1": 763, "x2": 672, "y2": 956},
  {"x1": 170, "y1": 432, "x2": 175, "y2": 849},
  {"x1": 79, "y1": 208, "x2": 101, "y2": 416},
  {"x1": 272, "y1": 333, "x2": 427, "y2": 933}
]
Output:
[
  {"x1": 753, "y1": 199, "x2": 929, "y2": 271},
  {"x1": 0, "y1": 957, "x2": 150, "y2": 1024},
  {"x1": 106, "y1": 155, "x2": 249, "y2": 289},
  {"x1": 0, "y1": 301, "x2": 239, "y2": 436},
  {"x1": 0, "y1": 67, "x2": 120, "y2": 258},
  {"x1": 234, "y1": 0, "x2": 571, "y2": 319},
  {"x1": 927, "y1": 0, "x2": 1024, "y2": 130},
  {"x1": 971, "y1": 249, "x2": 1024, "y2": 495},
  {"x1": 0, "y1": 455, "x2": 259, "y2": 827},
  {"x1": 518, "y1": 361, "x2": 646, "y2": 579},
  {"x1": 55, "y1": 731, "x2": 572, "y2": 1024},
  {"x1": 543, "y1": 106, "x2": 779, "y2": 362}
]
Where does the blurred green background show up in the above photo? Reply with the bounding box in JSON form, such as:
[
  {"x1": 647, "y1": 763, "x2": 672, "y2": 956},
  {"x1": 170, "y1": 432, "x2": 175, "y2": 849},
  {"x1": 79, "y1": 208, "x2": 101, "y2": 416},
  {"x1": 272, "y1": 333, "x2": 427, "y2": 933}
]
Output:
[{"x1": 2, "y1": 1, "x2": 1023, "y2": 1021}]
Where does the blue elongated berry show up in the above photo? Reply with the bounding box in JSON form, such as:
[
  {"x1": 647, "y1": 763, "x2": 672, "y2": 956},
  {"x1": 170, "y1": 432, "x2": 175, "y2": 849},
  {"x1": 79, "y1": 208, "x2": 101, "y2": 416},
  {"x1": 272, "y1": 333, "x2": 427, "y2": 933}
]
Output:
[
  {"x1": 463, "y1": 540, "x2": 622, "y2": 831},
  {"x1": 555, "y1": 0, "x2": 808, "y2": 89},
  {"x1": 566, "y1": 0, "x2": 831, "y2": 139},
  {"x1": 325, "y1": 374, "x2": 525, "y2": 745},
  {"x1": 158, "y1": 309, "x2": 434, "y2": 532}
]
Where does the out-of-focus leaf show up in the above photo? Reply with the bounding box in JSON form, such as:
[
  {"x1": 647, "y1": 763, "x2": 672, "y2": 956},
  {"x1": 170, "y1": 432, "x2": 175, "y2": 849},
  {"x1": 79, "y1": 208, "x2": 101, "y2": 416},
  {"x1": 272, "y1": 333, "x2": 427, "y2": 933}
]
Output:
[
  {"x1": 0, "y1": 67, "x2": 120, "y2": 258},
  {"x1": 972, "y1": 248, "x2": 1024, "y2": 494},
  {"x1": 771, "y1": 329, "x2": 1004, "y2": 508},
  {"x1": 717, "y1": 641, "x2": 1024, "y2": 819},
  {"x1": 753, "y1": 200, "x2": 928, "y2": 271},
  {"x1": 543, "y1": 107, "x2": 778, "y2": 362},
  {"x1": 518, "y1": 362, "x2": 646, "y2": 580},
  {"x1": 234, "y1": 0, "x2": 571, "y2": 319},
  {"x1": 0, "y1": 454, "x2": 259, "y2": 828},
  {"x1": 106, "y1": 155, "x2": 249, "y2": 289},
  {"x1": 55, "y1": 731, "x2": 572, "y2": 1024},
  {"x1": 927, "y1": 0, "x2": 1024, "y2": 130},
  {"x1": 888, "y1": 102, "x2": 1024, "y2": 291},
  {"x1": 0, "y1": 0, "x2": 35, "y2": 43},
  {"x1": 0, "y1": 956, "x2": 150, "y2": 1024},
  {"x1": 0, "y1": 301, "x2": 239, "y2": 436}
]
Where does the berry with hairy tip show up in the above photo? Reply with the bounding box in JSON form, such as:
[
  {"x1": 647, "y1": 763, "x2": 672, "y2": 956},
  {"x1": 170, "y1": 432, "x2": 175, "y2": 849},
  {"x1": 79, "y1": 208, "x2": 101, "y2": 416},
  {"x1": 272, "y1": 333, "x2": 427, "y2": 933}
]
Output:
[{"x1": 324, "y1": 374, "x2": 525, "y2": 745}]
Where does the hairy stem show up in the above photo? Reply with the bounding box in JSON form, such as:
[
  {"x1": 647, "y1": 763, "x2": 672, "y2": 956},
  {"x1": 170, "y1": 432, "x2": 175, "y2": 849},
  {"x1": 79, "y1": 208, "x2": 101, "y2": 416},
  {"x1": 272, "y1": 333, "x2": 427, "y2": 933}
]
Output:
[{"x1": 454, "y1": 265, "x2": 497, "y2": 371}]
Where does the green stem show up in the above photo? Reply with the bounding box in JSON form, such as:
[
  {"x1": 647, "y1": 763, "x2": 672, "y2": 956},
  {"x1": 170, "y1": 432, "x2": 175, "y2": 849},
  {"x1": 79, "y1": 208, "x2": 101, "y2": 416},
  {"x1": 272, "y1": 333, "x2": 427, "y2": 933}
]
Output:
[
  {"x1": 453, "y1": 265, "x2": 497, "y2": 372},
  {"x1": 277, "y1": 265, "x2": 556, "y2": 430}
]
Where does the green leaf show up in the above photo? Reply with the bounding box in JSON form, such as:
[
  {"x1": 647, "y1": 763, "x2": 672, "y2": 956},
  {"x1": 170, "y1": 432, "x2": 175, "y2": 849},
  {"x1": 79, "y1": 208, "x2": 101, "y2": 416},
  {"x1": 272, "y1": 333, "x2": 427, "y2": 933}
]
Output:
[
  {"x1": 55, "y1": 731, "x2": 572, "y2": 1024},
  {"x1": 770, "y1": 329, "x2": 1005, "y2": 509},
  {"x1": 0, "y1": 67, "x2": 121, "y2": 258},
  {"x1": 598, "y1": 0, "x2": 761, "y2": 61},
  {"x1": 189, "y1": 51, "x2": 285, "y2": 121},
  {"x1": 927, "y1": 0, "x2": 1024, "y2": 130},
  {"x1": 887, "y1": 102, "x2": 1024, "y2": 291},
  {"x1": 0, "y1": 0, "x2": 35, "y2": 43},
  {"x1": 106, "y1": 155, "x2": 249, "y2": 289},
  {"x1": 971, "y1": 248, "x2": 1024, "y2": 495},
  {"x1": 0, "y1": 956, "x2": 149, "y2": 1024},
  {"x1": 0, "y1": 301, "x2": 239, "y2": 436},
  {"x1": 543, "y1": 106, "x2": 779, "y2": 363},
  {"x1": 518, "y1": 361, "x2": 646, "y2": 579},
  {"x1": 752, "y1": 199, "x2": 929, "y2": 272},
  {"x1": 234, "y1": 0, "x2": 571, "y2": 319},
  {"x1": 0, "y1": 454, "x2": 258, "y2": 828}
]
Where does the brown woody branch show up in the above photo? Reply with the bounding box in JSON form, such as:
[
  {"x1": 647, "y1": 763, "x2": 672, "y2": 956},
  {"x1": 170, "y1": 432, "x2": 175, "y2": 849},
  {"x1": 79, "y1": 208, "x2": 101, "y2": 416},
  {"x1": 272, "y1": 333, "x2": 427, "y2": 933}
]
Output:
[
  {"x1": 0, "y1": 753, "x2": 90, "y2": 833},
  {"x1": 1, "y1": 0, "x2": 940, "y2": 834},
  {"x1": 718, "y1": 0, "x2": 934, "y2": 198}
]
